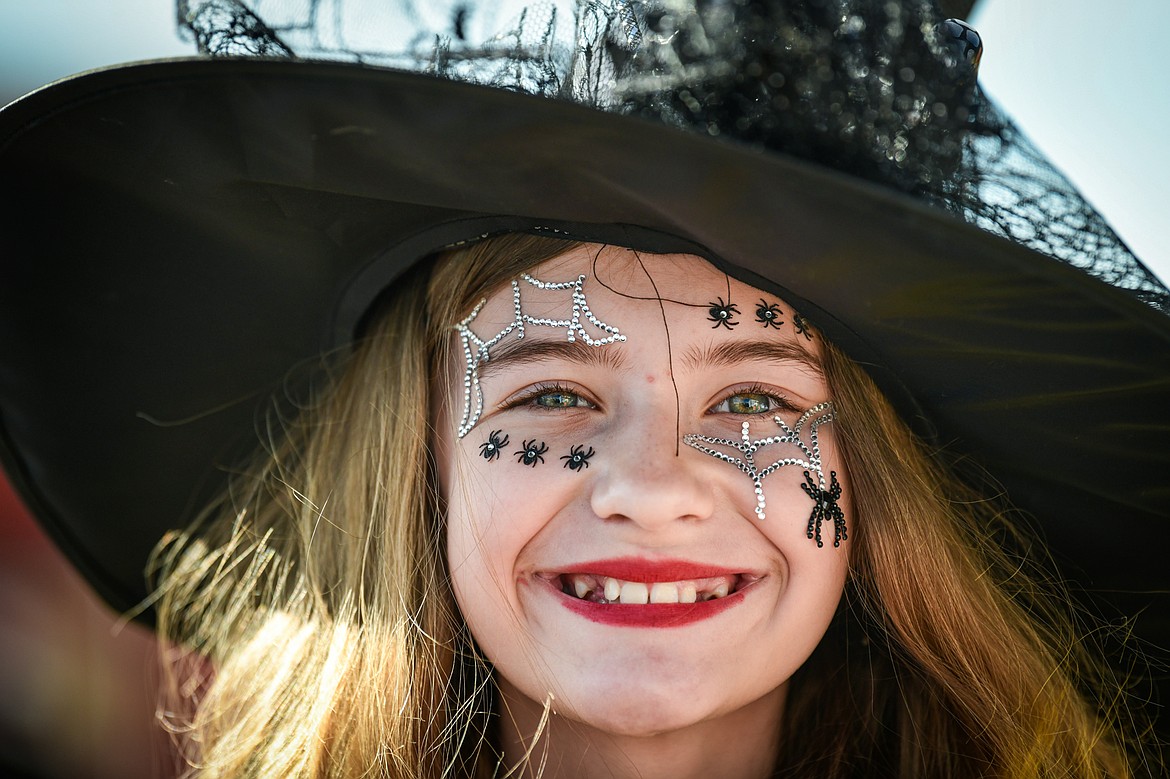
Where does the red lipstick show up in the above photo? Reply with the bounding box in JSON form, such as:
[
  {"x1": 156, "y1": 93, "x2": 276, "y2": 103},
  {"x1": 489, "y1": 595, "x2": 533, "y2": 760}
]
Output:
[
  {"x1": 556, "y1": 589, "x2": 746, "y2": 627},
  {"x1": 542, "y1": 557, "x2": 757, "y2": 628},
  {"x1": 557, "y1": 557, "x2": 744, "y2": 582}
]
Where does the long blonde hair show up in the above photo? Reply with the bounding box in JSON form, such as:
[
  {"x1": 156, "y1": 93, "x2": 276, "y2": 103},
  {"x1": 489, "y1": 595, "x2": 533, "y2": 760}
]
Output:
[
  {"x1": 777, "y1": 341, "x2": 1151, "y2": 777},
  {"x1": 151, "y1": 234, "x2": 1151, "y2": 777}
]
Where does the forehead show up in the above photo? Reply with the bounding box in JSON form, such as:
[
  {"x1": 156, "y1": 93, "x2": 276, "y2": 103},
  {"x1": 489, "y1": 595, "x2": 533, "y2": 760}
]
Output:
[
  {"x1": 539, "y1": 243, "x2": 729, "y2": 302},
  {"x1": 469, "y1": 243, "x2": 816, "y2": 354}
]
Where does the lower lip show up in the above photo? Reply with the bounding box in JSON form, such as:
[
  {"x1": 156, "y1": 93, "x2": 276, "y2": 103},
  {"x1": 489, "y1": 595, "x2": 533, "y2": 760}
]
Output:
[{"x1": 551, "y1": 585, "x2": 747, "y2": 628}]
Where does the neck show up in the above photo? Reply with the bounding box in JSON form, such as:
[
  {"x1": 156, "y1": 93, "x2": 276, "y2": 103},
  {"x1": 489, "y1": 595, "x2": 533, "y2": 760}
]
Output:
[{"x1": 495, "y1": 681, "x2": 786, "y2": 779}]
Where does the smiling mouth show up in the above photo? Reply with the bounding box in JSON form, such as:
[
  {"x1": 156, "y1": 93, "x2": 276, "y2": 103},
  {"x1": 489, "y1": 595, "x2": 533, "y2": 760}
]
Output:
[{"x1": 555, "y1": 573, "x2": 752, "y2": 605}]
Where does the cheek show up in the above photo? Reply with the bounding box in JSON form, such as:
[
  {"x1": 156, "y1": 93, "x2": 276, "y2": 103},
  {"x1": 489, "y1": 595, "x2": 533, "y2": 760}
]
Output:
[
  {"x1": 445, "y1": 427, "x2": 593, "y2": 555},
  {"x1": 756, "y1": 476, "x2": 850, "y2": 655},
  {"x1": 444, "y1": 454, "x2": 577, "y2": 673},
  {"x1": 444, "y1": 478, "x2": 521, "y2": 656},
  {"x1": 756, "y1": 473, "x2": 851, "y2": 589},
  {"x1": 756, "y1": 430, "x2": 851, "y2": 613},
  {"x1": 443, "y1": 450, "x2": 570, "y2": 608},
  {"x1": 782, "y1": 423, "x2": 850, "y2": 550},
  {"x1": 445, "y1": 467, "x2": 522, "y2": 593}
]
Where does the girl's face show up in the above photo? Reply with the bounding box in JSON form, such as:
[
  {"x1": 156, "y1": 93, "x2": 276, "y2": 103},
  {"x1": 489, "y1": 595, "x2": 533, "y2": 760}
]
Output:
[{"x1": 435, "y1": 245, "x2": 850, "y2": 737}]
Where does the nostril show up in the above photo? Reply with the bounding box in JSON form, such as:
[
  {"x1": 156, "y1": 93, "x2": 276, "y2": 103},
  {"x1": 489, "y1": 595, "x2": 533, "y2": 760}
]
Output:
[
  {"x1": 589, "y1": 469, "x2": 715, "y2": 527},
  {"x1": 587, "y1": 427, "x2": 718, "y2": 526}
]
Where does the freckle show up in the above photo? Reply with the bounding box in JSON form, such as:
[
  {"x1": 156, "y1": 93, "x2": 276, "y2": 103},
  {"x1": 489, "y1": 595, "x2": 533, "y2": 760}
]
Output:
[{"x1": 645, "y1": 375, "x2": 655, "y2": 383}]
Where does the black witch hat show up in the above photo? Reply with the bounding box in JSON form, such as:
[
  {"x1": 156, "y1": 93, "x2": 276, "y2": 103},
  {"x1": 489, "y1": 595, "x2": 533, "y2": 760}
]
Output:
[{"x1": 0, "y1": 0, "x2": 1166, "y2": 698}]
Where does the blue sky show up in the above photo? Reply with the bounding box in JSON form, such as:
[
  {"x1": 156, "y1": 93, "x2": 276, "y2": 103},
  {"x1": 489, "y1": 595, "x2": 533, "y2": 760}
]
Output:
[
  {"x1": 2, "y1": 0, "x2": 1166, "y2": 285},
  {"x1": 970, "y1": 0, "x2": 1169, "y2": 286}
]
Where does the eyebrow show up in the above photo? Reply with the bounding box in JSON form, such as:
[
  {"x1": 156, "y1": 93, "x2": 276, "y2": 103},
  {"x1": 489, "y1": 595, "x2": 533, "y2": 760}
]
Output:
[
  {"x1": 677, "y1": 340, "x2": 823, "y2": 376},
  {"x1": 475, "y1": 336, "x2": 630, "y2": 382}
]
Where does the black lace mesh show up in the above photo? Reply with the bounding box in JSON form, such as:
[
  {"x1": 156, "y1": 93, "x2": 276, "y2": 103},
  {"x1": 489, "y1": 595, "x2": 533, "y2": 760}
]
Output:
[{"x1": 175, "y1": 0, "x2": 1170, "y2": 311}]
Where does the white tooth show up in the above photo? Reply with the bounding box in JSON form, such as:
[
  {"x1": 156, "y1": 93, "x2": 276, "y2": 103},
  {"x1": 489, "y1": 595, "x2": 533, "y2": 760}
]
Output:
[
  {"x1": 711, "y1": 581, "x2": 730, "y2": 599},
  {"x1": 604, "y1": 577, "x2": 621, "y2": 603},
  {"x1": 650, "y1": 582, "x2": 680, "y2": 604},
  {"x1": 573, "y1": 578, "x2": 590, "y2": 599},
  {"x1": 619, "y1": 581, "x2": 649, "y2": 605},
  {"x1": 679, "y1": 583, "x2": 698, "y2": 604}
]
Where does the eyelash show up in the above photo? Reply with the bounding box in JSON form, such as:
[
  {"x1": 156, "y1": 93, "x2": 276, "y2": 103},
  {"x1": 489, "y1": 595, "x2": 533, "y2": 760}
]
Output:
[
  {"x1": 500, "y1": 383, "x2": 598, "y2": 411},
  {"x1": 708, "y1": 384, "x2": 799, "y2": 417},
  {"x1": 500, "y1": 383, "x2": 797, "y2": 417}
]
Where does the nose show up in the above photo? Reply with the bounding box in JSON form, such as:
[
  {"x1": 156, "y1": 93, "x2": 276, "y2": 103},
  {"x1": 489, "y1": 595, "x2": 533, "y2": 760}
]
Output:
[{"x1": 589, "y1": 415, "x2": 716, "y2": 530}]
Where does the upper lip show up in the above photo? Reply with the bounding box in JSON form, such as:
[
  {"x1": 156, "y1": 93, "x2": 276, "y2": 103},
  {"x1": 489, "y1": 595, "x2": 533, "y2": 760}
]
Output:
[{"x1": 546, "y1": 556, "x2": 756, "y2": 582}]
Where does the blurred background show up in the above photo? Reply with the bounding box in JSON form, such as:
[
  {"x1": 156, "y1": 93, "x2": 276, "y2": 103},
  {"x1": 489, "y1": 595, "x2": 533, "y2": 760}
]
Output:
[{"x1": 1, "y1": 0, "x2": 1167, "y2": 776}]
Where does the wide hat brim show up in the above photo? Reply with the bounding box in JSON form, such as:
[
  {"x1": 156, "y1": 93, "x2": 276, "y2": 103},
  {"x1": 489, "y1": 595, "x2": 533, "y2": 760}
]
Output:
[{"x1": 0, "y1": 58, "x2": 1167, "y2": 645}]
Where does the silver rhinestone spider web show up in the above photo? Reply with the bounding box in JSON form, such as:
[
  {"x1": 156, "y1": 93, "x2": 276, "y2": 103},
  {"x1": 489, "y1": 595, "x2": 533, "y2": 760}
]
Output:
[
  {"x1": 453, "y1": 273, "x2": 627, "y2": 438},
  {"x1": 682, "y1": 402, "x2": 835, "y2": 522}
]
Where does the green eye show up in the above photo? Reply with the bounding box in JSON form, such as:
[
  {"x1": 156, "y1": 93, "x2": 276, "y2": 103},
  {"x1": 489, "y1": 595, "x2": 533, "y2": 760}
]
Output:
[
  {"x1": 710, "y1": 390, "x2": 793, "y2": 416},
  {"x1": 502, "y1": 384, "x2": 596, "y2": 412},
  {"x1": 726, "y1": 392, "x2": 774, "y2": 414},
  {"x1": 536, "y1": 391, "x2": 583, "y2": 408}
]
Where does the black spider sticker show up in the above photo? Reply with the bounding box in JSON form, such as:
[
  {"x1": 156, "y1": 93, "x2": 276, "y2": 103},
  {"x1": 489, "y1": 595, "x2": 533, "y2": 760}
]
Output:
[
  {"x1": 479, "y1": 430, "x2": 509, "y2": 462},
  {"x1": 792, "y1": 313, "x2": 813, "y2": 340},
  {"x1": 707, "y1": 297, "x2": 740, "y2": 329},
  {"x1": 515, "y1": 439, "x2": 549, "y2": 467},
  {"x1": 560, "y1": 444, "x2": 595, "y2": 471},
  {"x1": 800, "y1": 470, "x2": 846, "y2": 548},
  {"x1": 755, "y1": 300, "x2": 784, "y2": 329}
]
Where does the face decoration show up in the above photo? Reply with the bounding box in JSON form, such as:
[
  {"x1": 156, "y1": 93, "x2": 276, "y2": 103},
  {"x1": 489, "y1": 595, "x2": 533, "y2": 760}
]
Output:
[
  {"x1": 479, "y1": 430, "x2": 509, "y2": 462},
  {"x1": 453, "y1": 272, "x2": 627, "y2": 438},
  {"x1": 438, "y1": 245, "x2": 848, "y2": 746},
  {"x1": 515, "y1": 439, "x2": 549, "y2": 467},
  {"x1": 792, "y1": 313, "x2": 813, "y2": 340},
  {"x1": 706, "y1": 297, "x2": 740, "y2": 329},
  {"x1": 683, "y1": 402, "x2": 846, "y2": 546},
  {"x1": 561, "y1": 444, "x2": 595, "y2": 471},
  {"x1": 801, "y1": 470, "x2": 846, "y2": 548},
  {"x1": 755, "y1": 300, "x2": 784, "y2": 329}
]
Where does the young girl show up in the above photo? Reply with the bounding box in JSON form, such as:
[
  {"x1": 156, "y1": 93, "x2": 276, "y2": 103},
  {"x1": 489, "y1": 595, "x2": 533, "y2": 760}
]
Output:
[
  {"x1": 0, "y1": 1, "x2": 1165, "y2": 777},
  {"x1": 147, "y1": 234, "x2": 1153, "y2": 777}
]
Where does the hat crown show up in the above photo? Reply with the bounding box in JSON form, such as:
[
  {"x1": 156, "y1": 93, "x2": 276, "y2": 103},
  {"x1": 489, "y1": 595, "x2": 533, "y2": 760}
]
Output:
[{"x1": 177, "y1": 0, "x2": 1169, "y2": 310}]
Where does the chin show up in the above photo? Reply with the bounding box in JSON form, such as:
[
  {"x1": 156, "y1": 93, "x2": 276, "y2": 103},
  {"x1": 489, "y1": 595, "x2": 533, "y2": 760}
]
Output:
[
  {"x1": 566, "y1": 694, "x2": 710, "y2": 738},
  {"x1": 551, "y1": 672, "x2": 751, "y2": 738}
]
